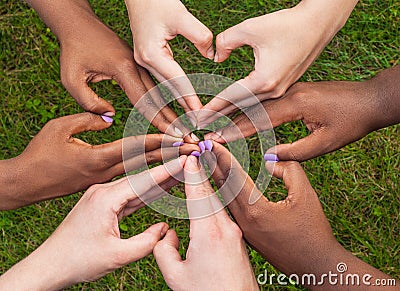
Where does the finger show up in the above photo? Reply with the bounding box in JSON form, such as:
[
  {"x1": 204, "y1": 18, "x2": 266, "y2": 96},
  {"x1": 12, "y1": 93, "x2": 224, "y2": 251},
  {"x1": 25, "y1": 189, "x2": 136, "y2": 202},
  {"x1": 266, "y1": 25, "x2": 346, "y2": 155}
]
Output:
[
  {"x1": 121, "y1": 144, "x2": 198, "y2": 172},
  {"x1": 197, "y1": 80, "x2": 257, "y2": 129},
  {"x1": 205, "y1": 95, "x2": 300, "y2": 143},
  {"x1": 177, "y1": 13, "x2": 214, "y2": 59},
  {"x1": 204, "y1": 143, "x2": 265, "y2": 209},
  {"x1": 63, "y1": 75, "x2": 115, "y2": 115},
  {"x1": 184, "y1": 156, "x2": 225, "y2": 221},
  {"x1": 265, "y1": 161, "x2": 315, "y2": 201},
  {"x1": 122, "y1": 176, "x2": 180, "y2": 216},
  {"x1": 117, "y1": 222, "x2": 169, "y2": 265},
  {"x1": 60, "y1": 112, "x2": 113, "y2": 137},
  {"x1": 214, "y1": 23, "x2": 249, "y2": 63},
  {"x1": 266, "y1": 129, "x2": 333, "y2": 162},
  {"x1": 109, "y1": 156, "x2": 187, "y2": 203},
  {"x1": 146, "y1": 56, "x2": 203, "y2": 114},
  {"x1": 137, "y1": 65, "x2": 190, "y2": 134},
  {"x1": 153, "y1": 229, "x2": 183, "y2": 274},
  {"x1": 94, "y1": 134, "x2": 183, "y2": 163}
]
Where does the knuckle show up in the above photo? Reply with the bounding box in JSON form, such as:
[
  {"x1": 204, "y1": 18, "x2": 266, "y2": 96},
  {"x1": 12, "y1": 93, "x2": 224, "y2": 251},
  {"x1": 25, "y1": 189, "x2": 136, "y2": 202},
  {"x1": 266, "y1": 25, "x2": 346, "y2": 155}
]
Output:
[
  {"x1": 135, "y1": 48, "x2": 155, "y2": 66},
  {"x1": 260, "y1": 78, "x2": 279, "y2": 93},
  {"x1": 197, "y1": 29, "x2": 213, "y2": 45},
  {"x1": 286, "y1": 150, "x2": 304, "y2": 162}
]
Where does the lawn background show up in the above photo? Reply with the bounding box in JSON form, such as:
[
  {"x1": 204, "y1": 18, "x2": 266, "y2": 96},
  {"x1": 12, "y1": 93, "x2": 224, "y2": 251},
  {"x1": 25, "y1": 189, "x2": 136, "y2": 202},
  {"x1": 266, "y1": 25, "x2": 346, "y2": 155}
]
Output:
[{"x1": 1, "y1": 0, "x2": 399, "y2": 290}]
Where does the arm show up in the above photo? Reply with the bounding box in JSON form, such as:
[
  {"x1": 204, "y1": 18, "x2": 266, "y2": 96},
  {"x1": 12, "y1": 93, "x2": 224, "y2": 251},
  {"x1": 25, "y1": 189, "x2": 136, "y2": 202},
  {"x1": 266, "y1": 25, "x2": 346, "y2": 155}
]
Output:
[
  {"x1": 205, "y1": 143, "x2": 398, "y2": 289},
  {"x1": 0, "y1": 113, "x2": 198, "y2": 210},
  {"x1": 153, "y1": 156, "x2": 259, "y2": 291},
  {"x1": 206, "y1": 66, "x2": 400, "y2": 161},
  {"x1": 0, "y1": 157, "x2": 186, "y2": 290},
  {"x1": 197, "y1": 0, "x2": 359, "y2": 128}
]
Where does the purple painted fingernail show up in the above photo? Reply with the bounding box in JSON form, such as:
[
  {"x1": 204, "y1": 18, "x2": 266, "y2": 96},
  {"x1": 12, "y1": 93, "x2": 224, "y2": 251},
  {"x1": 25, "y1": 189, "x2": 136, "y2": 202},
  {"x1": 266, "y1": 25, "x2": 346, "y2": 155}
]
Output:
[
  {"x1": 191, "y1": 151, "x2": 201, "y2": 157},
  {"x1": 264, "y1": 153, "x2": 279, "y2": 162},
  {"x1": 204, "y1": 140, "x2": 213, "y2": 151},
  {"x1": 172, "y1": 141, "x2": 184, "y2": 147},
  {"x1": 199, "y1": 141, "x2": 206, "y2": 153},
  {"x1": 101, "y1": 115, "x2": 114, "y2": 123}
]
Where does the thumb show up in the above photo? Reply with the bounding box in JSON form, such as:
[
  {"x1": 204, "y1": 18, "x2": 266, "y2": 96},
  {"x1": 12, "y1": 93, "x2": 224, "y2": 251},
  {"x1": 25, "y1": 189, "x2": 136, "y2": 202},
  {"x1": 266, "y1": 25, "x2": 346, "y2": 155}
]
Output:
[
  {"x1": 58, "y1": 112, "x2": 113, "y2": 136},
  {"x1": 177, "y1": 13, "x2": 214, "y2": 59},
  {"x1": 215, "y1": 22, "x2": 249, "y2": 62},
  {"x1": 153, "y1": 229, "x2": 183, "y2": 273},
  {"x1": 266, "y1": 130, "x2": 333, "y2": 162},
  {"x1": 265, "y1": 161, "x2": 315, "y2": 199},
  {"x1": 117, "y1": 222, "x2": 169, "y2": 265},
  {"x1": 63, "y1": 77, "x2": 115, "y2": 116}
]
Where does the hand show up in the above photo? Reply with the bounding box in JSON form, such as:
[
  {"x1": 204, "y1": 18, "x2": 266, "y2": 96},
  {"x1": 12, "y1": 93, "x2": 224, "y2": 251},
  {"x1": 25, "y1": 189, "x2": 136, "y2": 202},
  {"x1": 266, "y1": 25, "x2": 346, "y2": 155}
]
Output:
[
  {"x1": 0, "y1": 113, "x2": 198, "y2": 210},
  {"x1": 0, "y1": 157, "x2": 186, "y2": 290},
  {"x1": 205, "y1": 65, "x2": 400, "y2": 161},
  {"x1": 197, "y1": 0, "x2": 358, "y2": 128},
  {"x1": 205, "y1": 143, "x2": 395, "y2": 289},
  {"x1": 26, "y1": 0, "x2": 191, "y2": 138},
  {"x1": 125, "y1": 0, "x2": 214, "y2": 121},
  {"x1": 153, "y1": 156, "x2": 259, "y2": 291}
]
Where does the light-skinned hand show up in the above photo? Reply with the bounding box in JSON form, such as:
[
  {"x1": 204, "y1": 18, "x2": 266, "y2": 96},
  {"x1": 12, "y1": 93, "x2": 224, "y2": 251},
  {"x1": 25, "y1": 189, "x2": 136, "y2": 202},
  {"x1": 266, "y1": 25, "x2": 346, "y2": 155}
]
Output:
[
  {"x1": 0, "y1": 157, "x2": 187, "y2": 290},
  {"x1": 197, "y1": 0, "x2": 358, "y2": 128},
  {"x1": 153, "y1": 156, "x2": 259, "y2": 291},
  {"x1": 125, "y1": 0, "x2": 214, "y2": 124},
  {"x1": 0, "y1": 113, "x2": 198, "y2": 210}
]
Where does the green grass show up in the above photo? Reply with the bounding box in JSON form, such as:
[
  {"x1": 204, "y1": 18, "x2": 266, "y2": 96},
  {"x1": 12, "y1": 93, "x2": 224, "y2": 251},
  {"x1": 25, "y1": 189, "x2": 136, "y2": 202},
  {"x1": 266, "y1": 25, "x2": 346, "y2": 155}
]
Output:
[{"x1": 1, "y1": 0, "x2": 399, "y2": 290}]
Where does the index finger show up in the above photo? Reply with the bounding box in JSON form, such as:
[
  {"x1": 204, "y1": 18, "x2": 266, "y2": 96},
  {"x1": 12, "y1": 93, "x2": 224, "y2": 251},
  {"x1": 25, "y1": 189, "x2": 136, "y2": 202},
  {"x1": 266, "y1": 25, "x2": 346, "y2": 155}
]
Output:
[
  {"x1": 109, "y1": 156, "x2": 187, "y2": 204},
  {"x1": 204, "y1": 143, "x2": 266, "y2": 211},
  {"x1": 184, "y1": 156, "x2": 227, "y2": 222},
  {"x1": 198, "y1": 79, "x2": 259, "y2": 129},
  {"x1": 147, "y1": 55, "x2": 203, "y2": 119}
]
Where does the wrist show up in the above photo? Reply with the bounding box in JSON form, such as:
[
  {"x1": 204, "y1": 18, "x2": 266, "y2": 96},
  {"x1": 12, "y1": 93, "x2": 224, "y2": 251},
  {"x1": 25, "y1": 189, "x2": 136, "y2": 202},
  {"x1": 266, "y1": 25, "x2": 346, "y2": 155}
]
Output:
[
  {"x1": 27, "y1": 0, "x2": 97, "y2": 41},
  {"x1": 367, "y1": 66, "x2": 400, "y2": 129},
  {"x1": 296, "y1": 0, "x2": 358, "y2": 33},
  {"x1": 0, "y1": 157, "x2": 26, "y2": 210},
  {"x1": 0, "y1": 240, "x2": 76, "y2": 290}
]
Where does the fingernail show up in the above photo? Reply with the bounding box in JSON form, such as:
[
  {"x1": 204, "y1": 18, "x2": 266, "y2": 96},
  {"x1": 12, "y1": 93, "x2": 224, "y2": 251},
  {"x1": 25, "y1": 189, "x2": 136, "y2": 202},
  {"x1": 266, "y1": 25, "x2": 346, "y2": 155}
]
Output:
[
  {"x1": 207, "y1": 47, "x2": 214, "y2": 60},
  {"x1": 101, "y1": 115, "x2": 114, "y2": 123},
  {"x1": 161, "y1": 224, "x2": 169, "y2": 236},
  {"x1": 214, "y1": 52, "x2": 219, "y2": 62},
  {"x1": 190, "y1": 151, "x2": 201, "y2": 157},
  {"x1": 264, "y1": 153, "x2": 279, "y2": 162},
  {"x1": 103, "y1": 111, "x2": 115, "y2": 117},
  {"x1": 172, "y1": 141, "x2": 184, "y2": 147},
  {"x1": 204, "y1": 140, "x2": 213, "y2": 151},
  {"x1": 174, "y1": 127, "x2": 184, "y2": 137},
  {"x1": 190, "y1": 133, "x2": 200, "y2": 142},
  {"x1": 199, "y1": 141, "x2": 206, "y2": 153}
]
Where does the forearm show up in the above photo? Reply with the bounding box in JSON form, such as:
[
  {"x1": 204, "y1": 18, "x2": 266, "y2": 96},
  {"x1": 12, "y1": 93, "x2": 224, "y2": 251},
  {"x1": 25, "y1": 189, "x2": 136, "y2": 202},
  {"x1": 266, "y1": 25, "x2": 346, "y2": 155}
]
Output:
[
  {"x1": 25, "y1": 0, "x2": 98, "y2": 41},
  {"x1": 367, "y1": 65, "x2": 400, "y2": 129},
  {"x1": 0, "y1": 240, "x2": 74, "y2": 290},
  {"x1": 0, "y1": 158, "x2": 27, "y2": 210},
  {"x1": 299, "y1": 0, "x2": 359, "y2": 32},
  {"x1": 308, "y1": 243, "x2": 397, "y2": 290}
]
